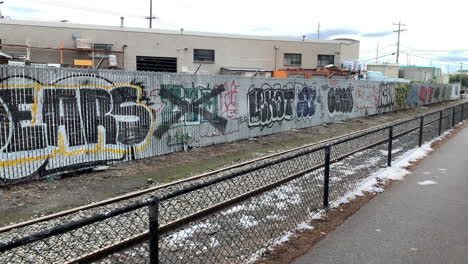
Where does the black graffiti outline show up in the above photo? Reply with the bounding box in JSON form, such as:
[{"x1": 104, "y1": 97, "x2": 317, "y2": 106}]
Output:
[
  {"x1": 377, "y1": 82, "x2": 394, "y2": 113},
  {"x1": 327, "y1": 84, "x2": 354, "y2": 114},
  {"x1": 0, "y1": 75, "x2": 154, "y2": 180},
  {"x1": 296, "y1": 82, "x2": 317, "y2": 119},
  {"x1": 154, "y1": 84, "x2": 227, "y2": 138},
  {"x1": 247, "y1": 83, "x2": 295, "y2": 129}
]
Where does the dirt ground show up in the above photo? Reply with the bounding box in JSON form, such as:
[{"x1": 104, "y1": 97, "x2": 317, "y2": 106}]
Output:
[
  {"x1": 254, "y1": 121, "x2": 467, "y2": 264},
  {"x1": 0, "y1": 101, "x2": 463, "y2": 226}
]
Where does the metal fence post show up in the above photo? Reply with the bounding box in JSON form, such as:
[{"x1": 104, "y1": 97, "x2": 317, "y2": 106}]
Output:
[
  {"x1": 418, "y1": 116, "x2": 424, "y2": 147},
  {"x1": 462, "y1": 104, "x2": 465, "y2": 121},
  {"x1": 451, "y1": 107, "x2": 456, "y2": 127},
  {"x1": 323, "y1": 145, "x2": 331, "y2": 208},
  {"x1": 438, "y1": 110, "x2": 443, "y2": 136},
  {"x1": 149, "y1": 197, "x2": 160, "y2": 264},
  {"x1": 387, "y1": 126, "x2": 393, "y2": 167}
]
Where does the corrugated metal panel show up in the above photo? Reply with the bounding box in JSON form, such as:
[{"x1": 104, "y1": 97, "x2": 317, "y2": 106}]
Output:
[{"x1": 0, "y1": 65, "x2": 459, "y2": 184}]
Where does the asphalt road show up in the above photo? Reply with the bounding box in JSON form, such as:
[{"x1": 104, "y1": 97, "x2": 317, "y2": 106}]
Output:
[{"x1": 294, "y1": 125, "x2": 468, "y2": 264}]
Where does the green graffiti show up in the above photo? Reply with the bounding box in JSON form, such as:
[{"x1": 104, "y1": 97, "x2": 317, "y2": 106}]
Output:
[
  {"x1": 394, "y1": 83, "x2": 409, "y2": 110},
  {"x1": 160, "y1": 84, "x2": 218, "y2": 125},
  {"x1": 166, "y1": 128, "x2": 192, "y2": 146}
]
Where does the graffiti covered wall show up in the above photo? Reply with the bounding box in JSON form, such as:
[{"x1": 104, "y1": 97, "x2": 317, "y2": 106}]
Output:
[{"x1": 0, "y1": 66, "x2": 459, "y2": 183}]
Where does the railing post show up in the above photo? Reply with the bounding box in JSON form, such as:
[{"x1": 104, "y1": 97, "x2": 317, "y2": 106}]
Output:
[
  {"x1": 149, "y1": 197, "x2": 160, "y2": 264},
  {"x1": 418, "y1": 116, "x2": 424, "y2": 147},
  {"x1": 462, "y1": 104, "x2": 465, "y2": 121},
  {"x1": 323, "y1": 145, "x2": 331, "y2": 208},
  {"x1": 451, "y1": 107, "x2": 456, "y2": 127},
  {"x1": 387, "y1": 126, "x2": 393, "y2": 167},
  {"x1": 438, "y1": 110, "x2": 443, "y2": 136}
]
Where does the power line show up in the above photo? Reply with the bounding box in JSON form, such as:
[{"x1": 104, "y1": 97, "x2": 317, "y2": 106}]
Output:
[
  {"x1": 400, "y1": 52, "x2": 466, "y2": 65},
  {"x1": 401, "y1": 45, "x2": 468, "y2": 53},
  {"x1": 361, "y1": 52, "x2": 396, "y2": 62},
  {"x1": 393, "y1": 21, "x2": 406, "y2": 64},
  {"x1": 360, "y1": 44, "x2": 397, "y2": 55}
]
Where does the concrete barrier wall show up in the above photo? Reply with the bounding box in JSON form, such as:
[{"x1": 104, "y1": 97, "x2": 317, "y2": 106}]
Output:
[{"x1": 0, "y1": 66, "x2": 459, "y2": 183}]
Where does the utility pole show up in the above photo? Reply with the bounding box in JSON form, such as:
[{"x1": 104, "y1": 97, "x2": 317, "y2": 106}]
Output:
[
  {"x1": 393, "y1": 21, "x2": 406, "y2": 64},
  {"x1": 145, "y1": 0, "x2": 156, "y2": 28},
  {"x1": 317, "y1": 22, "x2": 320, "y2": 40},
  {"x1": 376, "y1": 43, "x2": 379, "y2": 63},
  {"x1": 461, "y1": 62, "x2": 464, "y2": 87}
]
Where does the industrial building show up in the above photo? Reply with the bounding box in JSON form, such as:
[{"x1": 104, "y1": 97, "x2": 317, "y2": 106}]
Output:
[
  {"x1": 398, "y1": 66, "x2": 442, "y2": 82},
  {"x1": 367, "y1": 63, "x2": 400, "y2": 78},
  {"x1": 0, "y1": 19, "x2": 360, "y2": 75}
]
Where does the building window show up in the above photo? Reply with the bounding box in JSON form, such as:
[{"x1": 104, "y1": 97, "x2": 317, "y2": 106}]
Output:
[
  {"x1": 194, "y1": 49, "x2": 215, "y2": 63},
  {"x1": 284, "y1": 53, "x2": 302, "y2": 66},
  {"x1": 93, "y1": 43, "x2": 113, "y2": 58},
  {"x1": 136, "y1": 56, "x2": 177, "y2": 72},
  {"x1": 317, "y1": 55, "x2": 335, "y2": 67}
]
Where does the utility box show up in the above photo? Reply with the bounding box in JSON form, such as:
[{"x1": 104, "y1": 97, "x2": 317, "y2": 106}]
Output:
[
  {"x1": 74, "y1": 59, "x2": 93, "y2": 67},
  {"x1": 108, "y1": 55, "x2": 117, "y2": 67}
]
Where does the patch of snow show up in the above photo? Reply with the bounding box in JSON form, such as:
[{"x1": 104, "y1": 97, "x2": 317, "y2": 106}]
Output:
[
  {"x1": 164, "y1": 223, "x2": 218, "y2": 249},
  {"x1": 209, "y1": 237, "x2": 220, "y2": 248},
  {"x1": 239, "y1": 215, "x2": 259, "y2": 228},
  {"x1": 271, "y1": 231, "x2": 294, "y2": 246},
  {"x1": 438, "y1": 168, "x2": 447, "y2": 171},
  {"x1": 311, "y1": 210, "x2": 325, "y2": 220},
  {"x1": 221, "y1": 204, "x2": 246, "y2": 216},
  {"x1": 423, "y1": 171, "x2": 431, "y2": 175},
  {"x1": 417, "y1": 180, "x2": 437, "y2": 186},
  {"x1": 380, "y1": 148, "x2": 402, "y2": 155},
  {"x1": 330, "y1": 129, "x2": 453, "y2": 209},
  {"x1": 93, "y1": 165, "x2": 109, "y2": 171},
  {"x1": 297, "y1": 223, "x2": 314, "y2": 230},
  {"x1": 266, "y1": 214, "x2": 284, "y2": 221}
]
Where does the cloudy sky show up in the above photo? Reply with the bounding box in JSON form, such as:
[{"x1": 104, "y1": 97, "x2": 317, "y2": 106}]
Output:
[{"x1": 2, "y1": 0, "x2": 467, "y2": 72}]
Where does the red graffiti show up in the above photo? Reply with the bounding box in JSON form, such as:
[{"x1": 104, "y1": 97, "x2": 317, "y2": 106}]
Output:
[
  {"x1": 328, "y1": 79, "x2": 339, "y2": 88},
  {"x1": 222, "y1": 80, "x2": 240, "y2": 119},
  {"x1": 355, "y1": 84, "x2": 378, "y2": 111},
  {"x1": 149, "y1": 88, "x2": 166, "y2": 113},
  {"x1": 418, "y1": 86, "x2": 435, "y2": 104}
]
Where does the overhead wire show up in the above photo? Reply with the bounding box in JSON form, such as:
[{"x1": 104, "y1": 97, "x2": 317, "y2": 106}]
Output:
[{"x1": 5, "y1": 0, "x2": 184, "y2": 29}]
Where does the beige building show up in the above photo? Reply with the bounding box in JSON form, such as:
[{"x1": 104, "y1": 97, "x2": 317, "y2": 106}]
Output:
[
  {"x1": 0, "y1": 19, "x2": 360, "y2": 74},
  {"x1": 399, "y1": 66, "x2": 442, "y2": 82},
  {"x1": 366, "y1": 63, "x2": 400, "y2": 78}
]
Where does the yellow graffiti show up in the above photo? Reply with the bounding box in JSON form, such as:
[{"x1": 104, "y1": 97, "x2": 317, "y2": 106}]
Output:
[{"x1": 0, "y1": 83, "x2": 155, "y2": 168}]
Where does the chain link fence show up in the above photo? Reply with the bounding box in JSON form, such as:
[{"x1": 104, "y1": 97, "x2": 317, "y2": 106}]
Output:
[{"x1": 0, "y1": 102, "x2": 467, "y2": 264}]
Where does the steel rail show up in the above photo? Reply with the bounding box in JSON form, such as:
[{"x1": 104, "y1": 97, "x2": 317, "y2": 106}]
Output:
[{"x1": 68, "y1": 163, "x2": 326, "y2": 263}]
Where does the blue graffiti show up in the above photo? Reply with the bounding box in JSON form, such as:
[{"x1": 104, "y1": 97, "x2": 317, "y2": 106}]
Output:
[
  {"x1": 296, "y1": 85, "x2": 317, "y2": 119},
  {"x1": 407, "y1": 86, "x2": 419, "y2": 105}
]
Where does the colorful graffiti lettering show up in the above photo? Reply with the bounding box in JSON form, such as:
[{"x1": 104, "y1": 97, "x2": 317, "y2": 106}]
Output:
[
  {"x1": 0, "y1": 75, "x2": 154, "y2": 179},
  {"x1": 394, "y1": 83, "x2": 409, "y2": 109},
  {"x1": 407, "y1": 85, "x2": 419, "y2": 106},
  {"x1": 222, "y1": 80, "x2": 240, "y2": 119},
  {"x1": 154, "y1": 83, "x2": 227, "y2": 138},
  {"x1": 418, "y1": 86, "x2": 435, "y2": 104},
  {"x1": 0, "y1": 65, "x2": 458, "y2": 183},
  {"x1": 247, "y1": 83, "x2": 295, "y2": 129},
  {"x1": 296, "y1": 83, "x2": 317, "y2": 119},
  {"x1": 355, "y1": 84, "x2": 378, "y2": 111}
]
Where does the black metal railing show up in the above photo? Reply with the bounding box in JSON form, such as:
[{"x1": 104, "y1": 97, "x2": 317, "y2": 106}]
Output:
[{"x1": 0, "y1": 102, "x2": 467, "y2": 264}]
